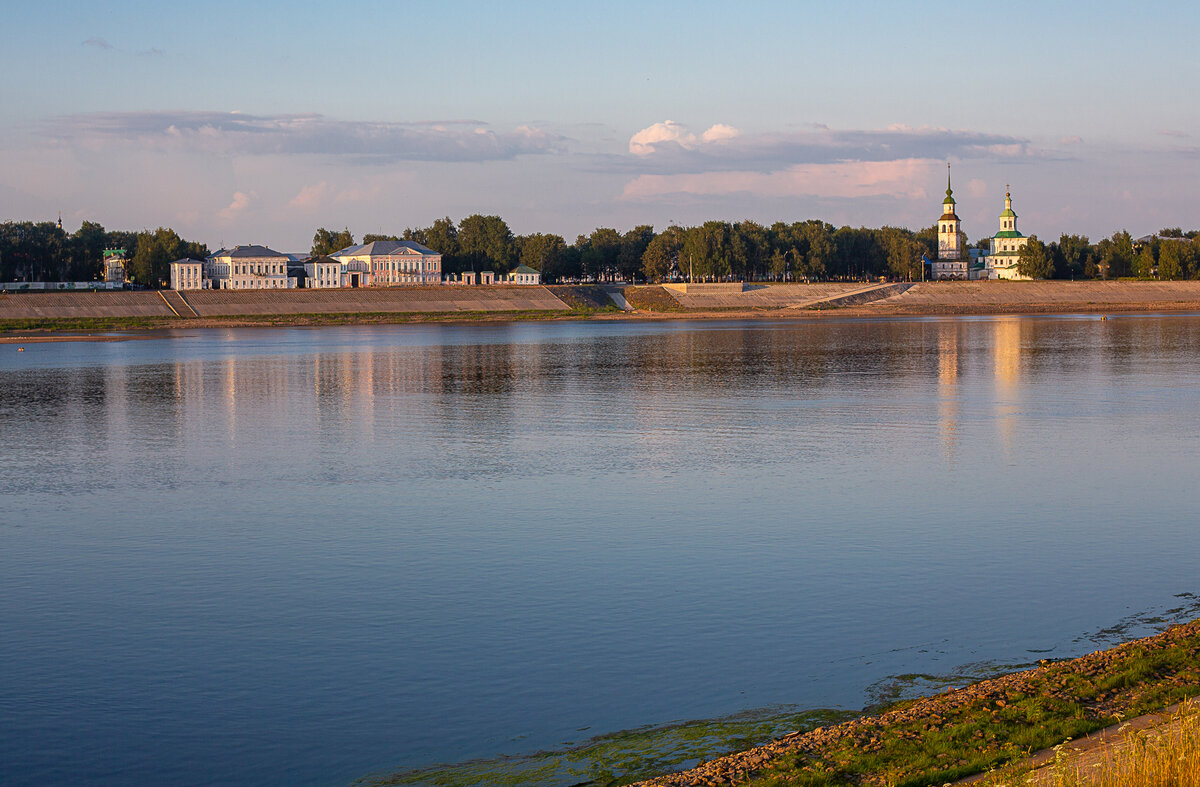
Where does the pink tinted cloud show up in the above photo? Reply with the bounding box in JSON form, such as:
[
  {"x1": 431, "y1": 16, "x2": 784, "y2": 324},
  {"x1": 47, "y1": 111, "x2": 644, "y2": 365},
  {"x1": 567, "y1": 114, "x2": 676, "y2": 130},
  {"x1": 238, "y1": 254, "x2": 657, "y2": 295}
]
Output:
[
  {"x1": 621, "y1": 158, "x2": 936, "y2": 201},
  {"x1": 288, "y1": 182, "x2": 330, "y2": 210},
  {"x1": 218, "y1": 191, "x2": 254, "y2": 221}
]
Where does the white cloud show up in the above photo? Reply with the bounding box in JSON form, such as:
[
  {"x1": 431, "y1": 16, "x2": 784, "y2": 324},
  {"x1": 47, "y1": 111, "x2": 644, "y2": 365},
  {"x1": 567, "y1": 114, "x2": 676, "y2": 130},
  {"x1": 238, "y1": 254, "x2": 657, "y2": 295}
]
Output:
[
  {"x1": 218, "y1": 191, "x2": 254, "y2": 221},
  {"x1": 629, "y1": 121, "x2": 742, "y2": 155}
]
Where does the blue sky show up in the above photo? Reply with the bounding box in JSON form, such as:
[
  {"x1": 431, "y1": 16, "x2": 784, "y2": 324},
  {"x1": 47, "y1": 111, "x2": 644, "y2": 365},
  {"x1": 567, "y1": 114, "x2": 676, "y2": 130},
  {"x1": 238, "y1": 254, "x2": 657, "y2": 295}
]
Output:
[{"x1": 2, "y1": 1, "x2": 1198, "y2": 251}]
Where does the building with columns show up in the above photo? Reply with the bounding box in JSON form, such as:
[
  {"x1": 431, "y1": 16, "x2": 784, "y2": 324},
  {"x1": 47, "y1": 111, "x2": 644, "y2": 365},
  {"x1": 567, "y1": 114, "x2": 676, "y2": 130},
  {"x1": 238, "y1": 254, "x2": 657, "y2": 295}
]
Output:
[{"x1": 931, "y1": 165, "x2": 969, "y2": 280}]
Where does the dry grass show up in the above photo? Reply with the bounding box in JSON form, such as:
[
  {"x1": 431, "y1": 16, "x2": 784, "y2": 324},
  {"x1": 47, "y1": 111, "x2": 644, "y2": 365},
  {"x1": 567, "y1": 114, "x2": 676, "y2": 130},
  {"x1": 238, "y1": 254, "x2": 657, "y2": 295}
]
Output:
[
  {"x1": 972, "y1": 700, "x2": 1200, "y2": 787},
  {"x1": 1048, "y1": 702, "x2": 1200, "y2": 786}
]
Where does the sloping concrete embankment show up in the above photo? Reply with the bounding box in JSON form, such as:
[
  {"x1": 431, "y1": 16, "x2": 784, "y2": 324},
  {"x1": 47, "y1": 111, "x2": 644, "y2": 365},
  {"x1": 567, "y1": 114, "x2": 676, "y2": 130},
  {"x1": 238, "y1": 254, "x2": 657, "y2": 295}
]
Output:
[
  {"x1": 661, "y1": 282, "x2": 910, "y2": 309},
  {"x1": 0, "y1": 291, "x2": 176, "y2": 318},
  {"x1": 0, "y1": 286, "x2": 570, "y2": 320},
  {"x1": 181, "y1": 287, "x2": 569, "y2": 315},
  {"x1": 662, "y1": 283, "x2": 882, "y2": 309},
  {"x1": 874, "y1": 280, "x2": 1200, "y2": 311}
]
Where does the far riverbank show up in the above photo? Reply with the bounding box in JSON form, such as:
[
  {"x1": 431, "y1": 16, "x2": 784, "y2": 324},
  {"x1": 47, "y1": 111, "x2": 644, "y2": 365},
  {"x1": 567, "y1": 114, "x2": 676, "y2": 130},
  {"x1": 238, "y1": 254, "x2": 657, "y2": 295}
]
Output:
[{"x1": 7, "y1": 281, "x2": 1200, "y2": 339}]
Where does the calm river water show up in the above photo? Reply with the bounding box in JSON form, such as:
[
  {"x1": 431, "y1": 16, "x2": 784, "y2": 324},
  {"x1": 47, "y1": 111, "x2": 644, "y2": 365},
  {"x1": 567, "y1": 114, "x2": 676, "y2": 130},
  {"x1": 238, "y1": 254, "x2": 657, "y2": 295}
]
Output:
[{"x1": 3, "y1": 316, "x2": 1200, "y2": 786}]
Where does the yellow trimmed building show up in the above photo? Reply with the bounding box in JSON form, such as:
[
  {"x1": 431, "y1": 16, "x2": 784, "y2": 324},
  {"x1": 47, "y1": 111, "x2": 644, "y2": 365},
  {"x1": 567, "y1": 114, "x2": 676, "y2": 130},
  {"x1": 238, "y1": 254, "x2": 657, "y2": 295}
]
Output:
[{"x1": 980, "y1": 188, "x2": 1032, "y2": 280}]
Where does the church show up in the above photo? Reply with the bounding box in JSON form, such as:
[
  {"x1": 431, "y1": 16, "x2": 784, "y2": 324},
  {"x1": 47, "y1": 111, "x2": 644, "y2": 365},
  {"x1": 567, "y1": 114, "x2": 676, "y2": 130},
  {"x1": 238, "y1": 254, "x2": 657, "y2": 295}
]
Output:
[{"x1": 929, "y1": 165, "x2": 1033, "y2": 280}]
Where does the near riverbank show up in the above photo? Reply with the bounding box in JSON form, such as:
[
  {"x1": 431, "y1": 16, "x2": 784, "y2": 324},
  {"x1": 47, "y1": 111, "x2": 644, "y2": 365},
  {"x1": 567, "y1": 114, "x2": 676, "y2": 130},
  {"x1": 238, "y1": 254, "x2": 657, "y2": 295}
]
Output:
[
  {"x1": 6, "y1": 281, "x2": 1200, "y2": 338},
  {"x1": 632, "y1": 618, "x2": 1200, "y2": 787}
]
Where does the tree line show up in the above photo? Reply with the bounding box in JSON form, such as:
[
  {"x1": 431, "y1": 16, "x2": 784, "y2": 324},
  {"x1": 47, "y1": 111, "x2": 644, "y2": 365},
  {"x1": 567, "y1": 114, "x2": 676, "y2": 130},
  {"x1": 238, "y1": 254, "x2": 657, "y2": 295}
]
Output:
[
  {"x1": 0, "y1": 221, "x2": 207, "y2": 286},
  {"x1": 311, "y1": 216, "x2": 938, "y2": 283},
  {"x1": 1014, "y1": 229, "x2": 1200, "y2": 280},
  {"x1": 316, "y1": 216, "x2": 1200, "y2": 284},
  {"x1": 7, "y1": 214, "x2": 1200, "y2": 288}
]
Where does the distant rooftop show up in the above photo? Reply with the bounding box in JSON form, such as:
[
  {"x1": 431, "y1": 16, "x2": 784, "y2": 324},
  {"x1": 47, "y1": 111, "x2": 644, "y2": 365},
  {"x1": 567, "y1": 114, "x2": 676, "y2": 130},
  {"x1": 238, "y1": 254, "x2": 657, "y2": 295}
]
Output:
[
  {"x1": 210, "y1": 245, "x2": 288, "y2": 259},
  {"x1": 334, "y1": 240, "x2": 438, "y2": 257}
]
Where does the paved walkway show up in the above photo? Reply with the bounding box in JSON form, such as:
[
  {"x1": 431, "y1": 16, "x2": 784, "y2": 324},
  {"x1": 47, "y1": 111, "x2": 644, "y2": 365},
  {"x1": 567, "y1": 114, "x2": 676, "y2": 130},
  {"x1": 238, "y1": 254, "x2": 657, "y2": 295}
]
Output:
[{"x1": 956, "y1": 698, "x2": 1199, "y2": 785}]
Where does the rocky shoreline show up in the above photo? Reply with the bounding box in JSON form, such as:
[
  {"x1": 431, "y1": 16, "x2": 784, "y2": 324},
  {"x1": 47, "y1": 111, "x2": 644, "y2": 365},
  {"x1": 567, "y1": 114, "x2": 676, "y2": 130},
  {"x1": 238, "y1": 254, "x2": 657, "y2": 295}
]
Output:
[{"x1": 631, "y1": 619, "x2": 1200, "y2": 786}]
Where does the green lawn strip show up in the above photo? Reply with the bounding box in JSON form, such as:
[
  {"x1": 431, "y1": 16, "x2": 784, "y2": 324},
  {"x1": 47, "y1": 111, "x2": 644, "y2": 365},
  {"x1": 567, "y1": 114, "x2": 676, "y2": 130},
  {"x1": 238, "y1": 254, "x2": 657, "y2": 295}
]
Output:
[
  {"x1": 0, "y1": 316, "x2": 172, "y2": 332},
  {"x1": 645, "y1": 620, "x2": 1200, "y2": 787}
]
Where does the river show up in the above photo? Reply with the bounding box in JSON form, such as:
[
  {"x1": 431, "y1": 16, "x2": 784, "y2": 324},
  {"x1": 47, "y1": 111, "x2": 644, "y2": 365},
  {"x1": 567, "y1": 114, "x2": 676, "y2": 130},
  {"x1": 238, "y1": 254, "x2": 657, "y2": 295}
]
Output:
[{"x1": 2, "y1": 315, "x2": 1199, "y2": 786}]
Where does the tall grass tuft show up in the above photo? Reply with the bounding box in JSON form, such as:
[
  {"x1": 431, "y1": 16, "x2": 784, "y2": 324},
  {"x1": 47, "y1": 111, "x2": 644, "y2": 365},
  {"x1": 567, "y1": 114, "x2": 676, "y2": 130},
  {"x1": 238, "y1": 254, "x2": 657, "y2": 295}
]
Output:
[{"x1": 1048, "y1": 700, "x2": 1200, "y2": 786}]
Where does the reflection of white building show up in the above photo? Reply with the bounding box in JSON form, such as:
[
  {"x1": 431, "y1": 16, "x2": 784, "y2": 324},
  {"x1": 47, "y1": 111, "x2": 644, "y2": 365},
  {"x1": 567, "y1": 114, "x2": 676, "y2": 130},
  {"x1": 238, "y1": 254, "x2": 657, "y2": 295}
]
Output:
[
  {"x1": 979, "y1": 189, "x2": 1032, "y2": 280},
  {"x1": 205, "y1": 246, "x2": 296, "y2": 289},
  {"x1": 507, "y1": 264, "x2": 542, "y2": 285},
  {"x1": 169, "y1": 258, "x2": 205, "y2": 290},
  {"x1": 331, "y1": 241, "x2": 442, "y2": 287},
  {"x1": 932, "y1": 166, "x2": 969, "y2": 280}
]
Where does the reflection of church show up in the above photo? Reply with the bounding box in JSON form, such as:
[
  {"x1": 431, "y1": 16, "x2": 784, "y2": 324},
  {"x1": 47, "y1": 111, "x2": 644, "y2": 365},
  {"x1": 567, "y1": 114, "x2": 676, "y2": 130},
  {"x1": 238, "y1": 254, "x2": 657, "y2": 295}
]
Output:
[{"x1": 929, "y1": 164, "x2": 1034, "y2": 280}]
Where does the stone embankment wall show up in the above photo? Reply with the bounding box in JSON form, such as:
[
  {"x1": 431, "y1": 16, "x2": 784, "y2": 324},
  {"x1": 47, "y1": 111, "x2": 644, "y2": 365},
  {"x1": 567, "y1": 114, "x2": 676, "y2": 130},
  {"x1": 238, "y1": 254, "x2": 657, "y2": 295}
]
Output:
[
  {"x1": 662, "y1": 283, "x2": 872, "y2": 308},
  {"x1": 880, "y1": 280, "x2": 1200, "y2": 309},
  {"x1": 0, "y1": 286, "x2": 570, "y2": 319},
  {"x1": 182, "y1": 286, "x2": 568, "y2": 315},
  {"x1": 0, "y1": 291, "x2": 176, "y2": 318}
]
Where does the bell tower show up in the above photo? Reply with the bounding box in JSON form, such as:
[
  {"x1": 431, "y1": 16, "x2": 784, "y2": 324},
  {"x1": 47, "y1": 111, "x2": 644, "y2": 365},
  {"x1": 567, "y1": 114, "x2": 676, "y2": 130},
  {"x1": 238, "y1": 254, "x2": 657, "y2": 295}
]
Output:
[{"x1": 937, "y1": 163, "x2": 962, "y2": 261}]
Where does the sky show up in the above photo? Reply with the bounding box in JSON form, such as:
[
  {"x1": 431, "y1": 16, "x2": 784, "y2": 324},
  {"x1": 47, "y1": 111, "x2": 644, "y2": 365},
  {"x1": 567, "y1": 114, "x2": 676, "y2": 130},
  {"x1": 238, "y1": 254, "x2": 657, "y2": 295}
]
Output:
[{"x1": 2, "y1": 0, "x2": 1199, "y2": 252}]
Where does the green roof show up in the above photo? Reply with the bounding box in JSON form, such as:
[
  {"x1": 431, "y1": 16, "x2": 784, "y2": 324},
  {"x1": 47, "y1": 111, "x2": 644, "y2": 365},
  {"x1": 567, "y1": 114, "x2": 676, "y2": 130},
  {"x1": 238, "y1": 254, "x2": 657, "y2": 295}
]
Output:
[
  {"x1": 999, "y1": 208, "x2": 1016, "y2": 218},
  {"x1": 511, "y1": 264, "x2": 540, "y2": 274},
  {"x1": 993, "y1": 230, "x2": 1024, "y2": 238}
]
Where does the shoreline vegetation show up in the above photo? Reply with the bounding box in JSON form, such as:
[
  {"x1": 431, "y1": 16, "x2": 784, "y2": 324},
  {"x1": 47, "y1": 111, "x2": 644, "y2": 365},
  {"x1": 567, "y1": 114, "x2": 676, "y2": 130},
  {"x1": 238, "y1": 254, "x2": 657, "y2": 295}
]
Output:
[
  {"x1": 357, "y1": 615, "x2": 1200, "y2": 787},
  {"x1": 7, "y1": 281, "x2": 1200, "y2": 339}
]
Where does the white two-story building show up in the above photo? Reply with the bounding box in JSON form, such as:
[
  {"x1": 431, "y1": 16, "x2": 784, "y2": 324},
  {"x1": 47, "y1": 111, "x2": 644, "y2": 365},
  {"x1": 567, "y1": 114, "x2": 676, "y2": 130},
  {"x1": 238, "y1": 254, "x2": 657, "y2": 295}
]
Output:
[
  {"x1": 205, "y1": 246, "x2": 296, "y2": 289},
  {"x1": 331, "y1": 240, "x2": 442, "y2": 287}
]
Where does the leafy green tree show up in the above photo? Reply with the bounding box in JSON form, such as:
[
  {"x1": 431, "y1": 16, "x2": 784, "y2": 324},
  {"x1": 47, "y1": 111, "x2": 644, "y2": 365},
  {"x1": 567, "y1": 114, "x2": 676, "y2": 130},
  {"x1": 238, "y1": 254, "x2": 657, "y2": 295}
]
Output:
[
  {"x1": 1097, "y1": 230, "x2": 1134, "y2": 278},
  {"x1": 876, "y1": 226, "x2": 924, "y2": 281},
  {"x1": 580, "y1": 227, "x2": 621, "y2": 281},
  {"x1": 312, "y1": 227, "x2": 354, "y2": 256},
  {"x1": 517, "y1": 233, "x2": 567, "y2": 281},
  {"x1": 617, "y1": 225, "x2": 654, "y2": 281},
  {"x1": 68, "y1": 221, "x2": 108, "y2": 280},
  {"x1": 362, "y1": 233, "x2": 399, "y2": 243},
  {"x1": 833, "y1": 226, "x2": 886, "y2": 280},
  {"x1": 457, "y1": 214, "x2": 515, "y2": 273},
  {"x1": 797, "y1": 220, "x2": 834, "y2": 280},
  {"x1": 0, "y1": 221, "x2": 68, "y2": 282},
  {"x1": 130, "y1": 227, "x2": 185, "y2": 286},
  {"x1": 1132, "y1": 244, "x2": 1156, "y2": 279},
  {"x1": 914, "y1": 225, "x2": 939, "y2": 260},
  {"x1": 1157, "y1": 241, "x2": 1184, "y2": 280},
  {"x1": 1016, "y1": 236, "x2": 1053, "y2": 279},
  {"x1": 731, "y1": 220, "x2": 770, "y2": 280},
  {"x1": 1054, "y1": 234, "x2": 1092, "y2": 279},
  {"x1": 681, "y1": 221, "x2": 734, "y2": 281},
  {"x1": 641, "y1": 227, "x2": 682, "y2": 282}
]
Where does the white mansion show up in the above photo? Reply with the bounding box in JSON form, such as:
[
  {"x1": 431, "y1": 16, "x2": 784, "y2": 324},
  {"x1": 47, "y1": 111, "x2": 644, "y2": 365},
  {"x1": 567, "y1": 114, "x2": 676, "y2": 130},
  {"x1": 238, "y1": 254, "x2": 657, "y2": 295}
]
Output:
[{"x1": 168, "y1": 240, "x2": 542, "y2": 290}]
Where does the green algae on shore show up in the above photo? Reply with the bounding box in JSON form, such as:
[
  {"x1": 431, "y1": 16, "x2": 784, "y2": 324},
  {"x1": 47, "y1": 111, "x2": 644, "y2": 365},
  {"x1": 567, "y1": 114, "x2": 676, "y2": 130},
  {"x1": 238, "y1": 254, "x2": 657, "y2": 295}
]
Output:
[{"x1": 353, "y1": 707, "x2": 857, "y2": 787}]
